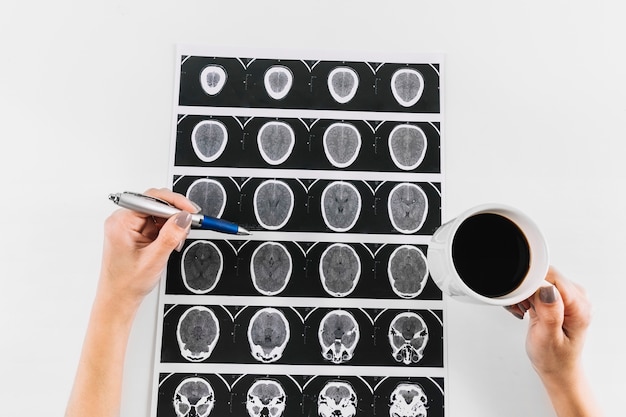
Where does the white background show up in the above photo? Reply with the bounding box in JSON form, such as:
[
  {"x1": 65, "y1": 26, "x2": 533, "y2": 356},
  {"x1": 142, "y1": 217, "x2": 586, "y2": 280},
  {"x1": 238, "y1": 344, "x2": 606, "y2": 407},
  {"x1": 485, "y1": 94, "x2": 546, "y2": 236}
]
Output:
[{"x1": 1, "y1": 1, "x2": 624, "y2": 416}]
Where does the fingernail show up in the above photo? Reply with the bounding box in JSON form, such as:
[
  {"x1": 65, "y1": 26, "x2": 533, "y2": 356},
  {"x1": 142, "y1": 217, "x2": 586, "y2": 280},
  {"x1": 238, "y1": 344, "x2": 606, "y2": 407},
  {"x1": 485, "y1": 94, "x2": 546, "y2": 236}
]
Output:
[
  {"x1": 517, "y1": 302, "x2": 529, "y2": 315},
  {"x1": 175, "y1": 211, "x2": 192, "y2": 228},
  {"x1": 504, "y1": 306, "x2": 524, "y2": 320},
  {"x1": 175, "y1": 239, "x2": 185, "y2": 252},
  {"x1": 190, "y1": 201, "x2": 202, "y2": 213},
  {"x1": 511, "y1": 310, "x2": 524, "y2": 320},
  {"x1": 539, "y1": 286, "x2": 557, "y2": 303}
]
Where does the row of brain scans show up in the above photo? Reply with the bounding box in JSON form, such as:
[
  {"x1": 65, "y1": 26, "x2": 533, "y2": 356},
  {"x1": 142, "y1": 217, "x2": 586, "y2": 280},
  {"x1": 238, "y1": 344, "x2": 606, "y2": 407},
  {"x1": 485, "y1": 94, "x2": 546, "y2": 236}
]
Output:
[
  {"x1": 159, "y1": 374, "x2": 443, "y2": 417},
  {"x1": 178, "y1": 57, "x2": 440, "y2": 112},
  {"x1": 161, "y1": 305, "x2": 442, "y2": 367},
  {"x1": 175, "y1": 115, "x2": 441, "y2": 173},
  {"x1": 166, "y1": 240, "x2": 441, "y2": 300},
  {"x1": 173, "y1": 177, "x2": 441, "y2": 234}
]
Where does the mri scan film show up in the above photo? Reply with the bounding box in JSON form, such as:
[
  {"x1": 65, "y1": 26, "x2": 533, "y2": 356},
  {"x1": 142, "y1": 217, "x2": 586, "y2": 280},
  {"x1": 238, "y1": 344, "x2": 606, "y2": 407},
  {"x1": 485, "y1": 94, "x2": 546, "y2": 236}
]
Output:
[{"x1": 155, "y1": 49, "x2": 444, "y2": 417}]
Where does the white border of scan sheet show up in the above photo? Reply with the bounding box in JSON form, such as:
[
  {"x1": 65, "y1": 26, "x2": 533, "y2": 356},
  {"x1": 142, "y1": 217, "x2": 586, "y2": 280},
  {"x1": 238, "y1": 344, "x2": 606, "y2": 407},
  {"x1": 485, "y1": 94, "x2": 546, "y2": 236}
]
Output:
[{"x1": 151, "y1": 44, "x2": 446, "y2": 417}]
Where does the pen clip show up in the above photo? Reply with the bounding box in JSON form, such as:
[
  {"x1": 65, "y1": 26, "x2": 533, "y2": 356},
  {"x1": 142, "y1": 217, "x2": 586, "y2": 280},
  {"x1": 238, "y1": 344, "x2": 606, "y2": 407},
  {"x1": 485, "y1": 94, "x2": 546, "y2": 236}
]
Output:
[{"x1": 124, "y1": 191, "x2": 174, "y2": 207}]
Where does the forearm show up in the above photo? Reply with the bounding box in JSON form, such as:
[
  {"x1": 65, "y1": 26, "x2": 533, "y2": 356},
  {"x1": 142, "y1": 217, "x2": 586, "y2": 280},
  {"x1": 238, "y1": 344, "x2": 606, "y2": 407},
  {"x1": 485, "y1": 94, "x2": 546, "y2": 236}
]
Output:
[
  {"x1": 65, "y1": 288, "x2": 139, "y2": 417},
  {"x1": 539, "y1": 367, "x2": 602, "y2": 417}
]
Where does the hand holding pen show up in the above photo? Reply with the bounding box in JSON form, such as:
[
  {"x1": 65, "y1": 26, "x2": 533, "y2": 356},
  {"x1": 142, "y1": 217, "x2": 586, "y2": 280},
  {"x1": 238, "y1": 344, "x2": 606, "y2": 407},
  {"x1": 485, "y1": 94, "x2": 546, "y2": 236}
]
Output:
[{"x1": 109, "y1": 191, "x2": 250, "y2": 236}]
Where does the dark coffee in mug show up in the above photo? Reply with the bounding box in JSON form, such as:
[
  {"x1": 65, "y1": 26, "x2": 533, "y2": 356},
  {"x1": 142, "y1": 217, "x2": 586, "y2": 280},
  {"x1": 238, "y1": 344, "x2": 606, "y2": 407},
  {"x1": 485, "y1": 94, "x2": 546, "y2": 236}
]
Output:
[{"x1": 451, "y1": 213, "x2": 531, "y2": 297}]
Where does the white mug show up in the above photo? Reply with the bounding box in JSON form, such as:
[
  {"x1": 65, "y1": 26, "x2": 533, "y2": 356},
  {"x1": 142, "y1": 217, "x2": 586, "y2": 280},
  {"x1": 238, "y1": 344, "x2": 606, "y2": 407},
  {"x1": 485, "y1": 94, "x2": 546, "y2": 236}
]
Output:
[{"x1": 427, "y1": 204, "x2": 549, "y2": 306}]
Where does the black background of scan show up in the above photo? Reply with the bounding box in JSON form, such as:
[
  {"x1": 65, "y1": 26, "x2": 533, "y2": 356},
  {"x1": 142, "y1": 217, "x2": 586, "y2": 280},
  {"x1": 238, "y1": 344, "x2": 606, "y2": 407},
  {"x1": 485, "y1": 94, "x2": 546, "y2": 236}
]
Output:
[
  {"x1": 172, "y1": 176, "x2": 441, "y2": 235},
  {"x1": 167, "y1": 240, "x2": 442, "y2": 300},
  {"x1": 157, "y1": 373, "x2": 444, "y2": 417},
  {"x1": 178, "y1": 57, "x2": 440, "y2": 113},
  {"x1": 175, "y1": 114, "x2": 441, "y2": 173},
  {"x1": 161, "y1": 304, "x2": 443, "y2": 367}
]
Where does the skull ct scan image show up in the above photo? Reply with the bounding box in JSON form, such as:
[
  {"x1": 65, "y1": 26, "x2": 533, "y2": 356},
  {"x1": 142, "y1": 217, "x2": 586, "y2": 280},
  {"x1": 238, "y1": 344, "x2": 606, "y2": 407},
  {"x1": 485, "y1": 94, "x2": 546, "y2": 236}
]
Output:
[
  {"x1": 264, "y1": 65, "x2": 293, "y2": 100},
  {"x1": 253, "y1": 179, "x2": 295, "y2": 230},
  {"x1": 256, "y1": 121, "x2": 296, "y2": 166},
  {"x1": 176, "y1": 306, "x2": 220, "y2": 362},
  {"x1": 321, "y1": 181, "x2": 362, "y2": 232},
  {"x1": 327, "y1": 66, "x2": 359, "y2": 104},
  {"x1": 181, "y1": 240, "x2": 223, "y2": 294},
  {"x1": 250, "y1": 241, "x2": 293, "y2": 296},
  {"x1": 390, "y1": 68, "x2": 424, "y2": 107},
  {"x1": 247, "y1": 307, "x2": 290, "y2": 363},
  {"x1": 191, "y1": 119, "x2": 228, "y2": 163},
  {"x1": 173, "y1": 377, "x2": 215, "y2": 417},
  {"x1": 388, "y1": 124, "x2": 427, "y2": 171},
  {"x1": 319, "y1": 243, "x2": 361, "y2": 297},
  {"x1": 246, "y1": 379, "x2": 287, "y2": 417},
  {"x1": 199, "y1": 64, "x2": 227, "y2": 96},
  {"x1": 317, "y1": 380, "x2": 358, "y2": 417},
  {"x1": 186, "y1": 178, "x2": 227, "y2": 219},
  {"x1": 317, "y1": 309, "x2": 360, "y2": 364},
  {"x1": 387, "y1": 245, "x2": 429, "y2": 299},
  {"x1": 387, "y1": 183, "x2": 428, "y2": 234},
  {"x1": 322, "y1": 122, "x2": 362, "y2": 168},
  {"x1": 388, "y1": 383, "x2": 429, "y2": 417},
  {"x1": 388, "y1": 312, "x2": 429, "y2": 365}
]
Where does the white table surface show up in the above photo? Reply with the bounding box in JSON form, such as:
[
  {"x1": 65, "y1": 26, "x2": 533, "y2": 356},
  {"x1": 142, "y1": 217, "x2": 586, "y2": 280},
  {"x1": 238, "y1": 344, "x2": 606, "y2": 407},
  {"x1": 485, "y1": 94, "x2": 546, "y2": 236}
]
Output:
[{"x1": 1, "y1": 1, "x2": 624, "y2": 416}]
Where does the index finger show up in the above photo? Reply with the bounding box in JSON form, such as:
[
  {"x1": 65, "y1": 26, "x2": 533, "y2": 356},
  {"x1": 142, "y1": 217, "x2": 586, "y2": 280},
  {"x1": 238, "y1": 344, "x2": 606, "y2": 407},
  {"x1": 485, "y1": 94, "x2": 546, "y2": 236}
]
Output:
[{"x1": 144, "y1": 187, "x2": 200, "y2": 214}]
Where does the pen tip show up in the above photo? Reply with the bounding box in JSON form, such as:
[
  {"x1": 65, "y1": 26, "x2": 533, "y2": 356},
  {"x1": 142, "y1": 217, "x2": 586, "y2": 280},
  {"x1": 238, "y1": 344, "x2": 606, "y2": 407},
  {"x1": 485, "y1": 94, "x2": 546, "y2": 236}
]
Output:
[{"x1": 237, "y1": 227, "x2": 251, "y2": 236}]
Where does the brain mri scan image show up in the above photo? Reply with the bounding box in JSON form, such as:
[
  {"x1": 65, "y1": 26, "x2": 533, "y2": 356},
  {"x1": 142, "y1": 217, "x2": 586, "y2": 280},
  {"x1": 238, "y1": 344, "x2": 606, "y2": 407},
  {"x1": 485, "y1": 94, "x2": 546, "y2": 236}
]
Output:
[
  {"x1": 387, "y1": 245, "x2": 428, "y2": 299},
  {"x1": 186, "y1": 178, "x2": 227, "y2": 218},
  {"x1": 181, "y1": 240, "x2": 223, "y2": 294},
  {"x1": 388, "y1": 312, "x2": 429, "y2": 365},
  {"x1": 317, "y1": 380, "x2": 358, "y2": 417},
  {"x1": 387, "y1": 183, "x2": 428, "y2": 234},
  {"x1": 257, "y1": 121, "x2": 295, "y2": 166},
  {"x1": 246, "y1": 379, "x2": 287, "y2": 417},
  {"x1": 322, "y1": 122, "x2": 362, "y2": 168},
  {"x1": 390, "y1": 68, "x2": 424, "y2": 107},
  {"x1": 191, "y1": 120, "x2": 228, "y2": 163},
  {"x1": 250, "y1": 242, "x2": 292, "y2": 296},
  {"x1": 247, "y1": 307, "x2": 290, "y2": 363},
  {"x1": 319, "y1": 243, "x2": 361, "y2": 297},
  {"x1": 328, "y1": 66, "x2": 359, "y2": 104},
  {"x1": 388, "y1": 383, "x2": 428, "y2": 417},
  {"x1": 321, "y1": 181, "x2": 362, "y2": 232},
  {"x1": 253, "y1": 180, "x2": 295, "y2": 230},
  {"x1": 264, "y1": 65, "x2": 293, "y2": 100},
  {"x1": 318, "y1": 310, "x2": 360, "y2": 364},
  {"x1": 199, "y1": 65, "x2": 227, "y2": 96},
  {"x1": 176, "y1": 306, "x2": 220, "y2": 362},
  {"x1": 388, "y1": 124, "x2": 427, "y2": 171},
  {"x1": 173, "y1": 377, "x2": 215, "y2": 417}
]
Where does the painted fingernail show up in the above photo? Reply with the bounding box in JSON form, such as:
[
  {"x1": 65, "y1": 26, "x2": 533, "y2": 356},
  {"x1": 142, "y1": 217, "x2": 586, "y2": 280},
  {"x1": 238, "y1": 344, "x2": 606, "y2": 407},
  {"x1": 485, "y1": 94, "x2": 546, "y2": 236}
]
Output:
[
  {"x1": 539, "y1": 286, "x2": 557, "y2": 303},
  {"x1": 504, "y1": 306, "x2": 524, "y2": 320},
  {"x1": 175, "y1": 212, "x2": 192, "y2": 228},
  {"x1": 512, "y1": 311, "x2": 524, "y2": 320}
]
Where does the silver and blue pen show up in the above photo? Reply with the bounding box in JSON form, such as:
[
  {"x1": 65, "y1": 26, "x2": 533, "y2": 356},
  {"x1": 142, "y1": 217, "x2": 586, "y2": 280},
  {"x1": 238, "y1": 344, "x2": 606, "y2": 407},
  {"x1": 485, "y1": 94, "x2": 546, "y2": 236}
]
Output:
[{"x1": 108, "y1": 191, "x2": 250, "y2": 236}]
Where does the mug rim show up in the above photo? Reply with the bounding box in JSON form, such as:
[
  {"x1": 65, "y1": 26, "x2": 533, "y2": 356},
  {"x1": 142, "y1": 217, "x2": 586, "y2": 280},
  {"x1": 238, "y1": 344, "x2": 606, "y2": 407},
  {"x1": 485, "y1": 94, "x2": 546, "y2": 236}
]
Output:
[{"x1": 442, "y1": 203, "x2": 550, "y2": 306}]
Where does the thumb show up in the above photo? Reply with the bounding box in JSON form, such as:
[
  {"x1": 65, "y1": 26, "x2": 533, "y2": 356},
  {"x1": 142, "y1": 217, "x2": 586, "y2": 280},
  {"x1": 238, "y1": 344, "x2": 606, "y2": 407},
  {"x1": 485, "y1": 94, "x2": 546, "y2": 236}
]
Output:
[
  {"x1": 529, "y1": 284, "x2": 565, "y2": 336},
  {"x1": 148, "y1": 211, "x2": 192, "y2": 261}
]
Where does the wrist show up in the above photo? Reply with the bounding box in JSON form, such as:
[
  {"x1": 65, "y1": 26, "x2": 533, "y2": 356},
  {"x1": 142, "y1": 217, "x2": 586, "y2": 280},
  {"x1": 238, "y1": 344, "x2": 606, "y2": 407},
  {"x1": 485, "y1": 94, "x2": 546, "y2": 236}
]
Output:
[
  {"x1": 536, "y1": 360, "x2": 584, "y2": 389},
  {"x1": 96, "y1": 266, "x2": 149, "y2": 314},
  {"x1": 538, "y1": 365, "x2": 598, "y2": 417},
  {"x1": 93, "y1": 281, "x2": 142, "y2": 325}
]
